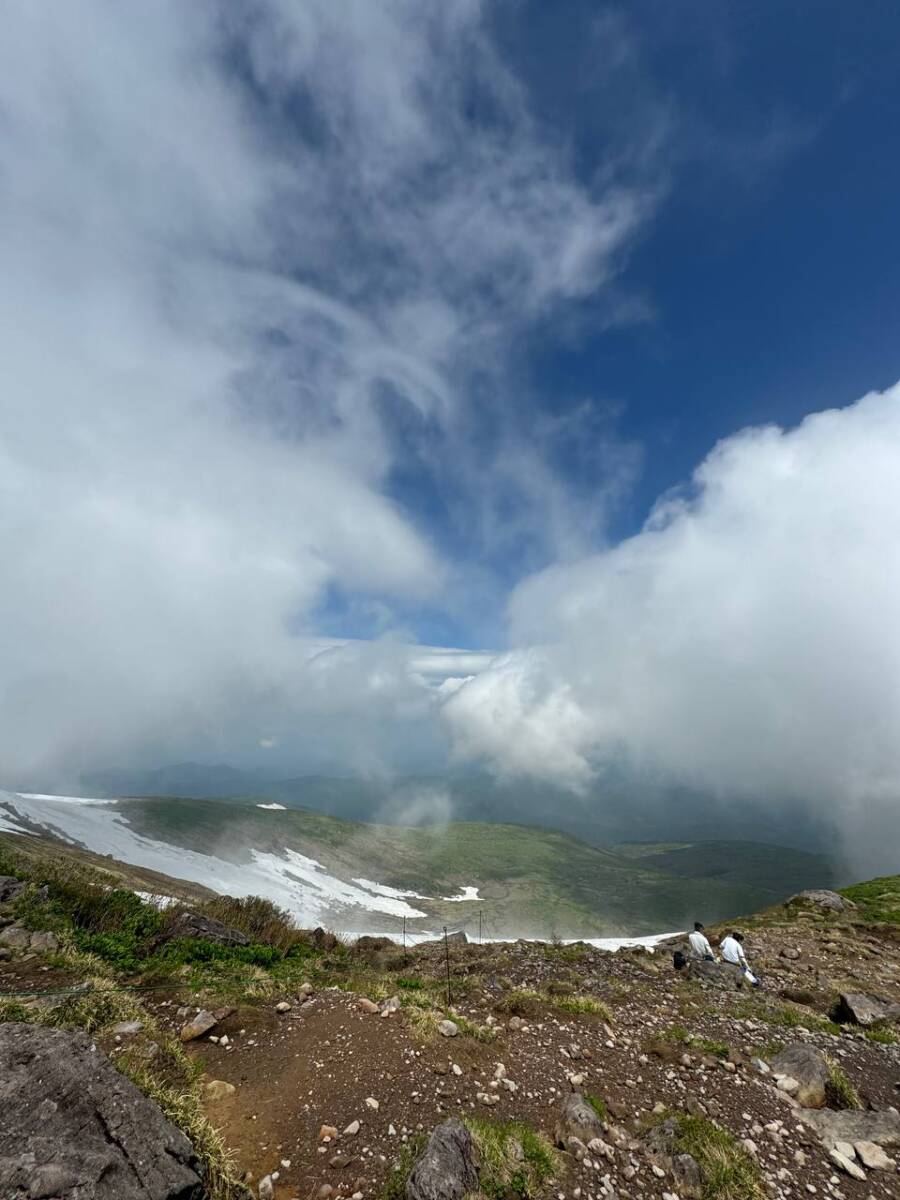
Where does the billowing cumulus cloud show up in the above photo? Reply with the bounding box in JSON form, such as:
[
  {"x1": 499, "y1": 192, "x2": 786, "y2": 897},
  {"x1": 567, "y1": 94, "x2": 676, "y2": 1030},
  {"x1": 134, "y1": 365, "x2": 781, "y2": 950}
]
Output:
[
  {"x1": 444, "y1": 385, "x2": 900, "y2": 867},
  {"x1": 0, "y1": 1, "x2": 649, "y2": 780}
]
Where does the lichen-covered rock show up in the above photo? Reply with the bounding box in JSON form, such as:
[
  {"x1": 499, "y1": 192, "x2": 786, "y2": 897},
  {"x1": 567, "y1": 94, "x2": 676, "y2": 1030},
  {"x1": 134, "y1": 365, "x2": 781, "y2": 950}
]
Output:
[
  {"x1": 0, "y1": 1022, "x2": 205, "y2": 1199},
  {"x1": 405, "y1": 1119, "x2": 479, "y2": 1200},
  {"x1": 785, "y1": 889, "x2": 856, "y2": 912},
  {"x1": 770, "y1": 1043, "x2": 829, "y2": 1108},
  {"x1": 554, "y1": 1092, "x2": 604, "y2": 1147},
  {"x1": 801, "y1": 1108, "x2": 900, "y2": 1149}
]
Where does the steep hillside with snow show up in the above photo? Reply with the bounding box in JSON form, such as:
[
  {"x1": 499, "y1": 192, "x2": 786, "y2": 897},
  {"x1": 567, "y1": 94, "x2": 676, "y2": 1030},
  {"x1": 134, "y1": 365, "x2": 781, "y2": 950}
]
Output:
[{"x1": 0, "y1": 790, "x2": 781, "y2": 939}]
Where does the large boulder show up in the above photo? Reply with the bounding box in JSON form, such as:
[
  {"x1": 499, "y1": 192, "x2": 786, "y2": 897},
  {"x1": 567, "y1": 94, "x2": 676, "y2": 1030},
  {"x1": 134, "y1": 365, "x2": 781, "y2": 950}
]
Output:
[
  {"x1": 554, "y1": 1092, "x2": 605, "y2": 1147},
  {"x1": 0, "y1": 1023, "x2": 205, "y2": 1199},
  {"x1": 405, "y1": 1119, "x2": 479, "y2": 1200},
  {"x1": 0, "y1": 925, "x2": 31, "y2": 950},
  {"x1": 769, "y1": 1043, "x2": 828, "y2": 1108},
  {"x1": 800, "y1": 1108, "x2": 900, "y2": 1150},
  {"x1": 785, "y1": 890, "x2": 856, "y2": 913},
  {"x1": 835, "y1": 992, "x2": 900, "y2": 1026},
  {"x1": 0, "y1": 876, "x2": 24, "y2": 903},
  {"x1": 685, "y1": 959, "x2": 745, "y2": 990},
  {"x1": 160, "y1": 911, "x2": 249, "y2": 947}
]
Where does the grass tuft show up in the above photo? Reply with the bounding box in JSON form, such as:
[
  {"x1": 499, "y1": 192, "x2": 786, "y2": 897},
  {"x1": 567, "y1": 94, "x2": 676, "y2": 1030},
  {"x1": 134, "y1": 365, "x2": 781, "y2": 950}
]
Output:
[
  {"x1": 668, "y1": 1113, "x2": 765, "y2": 1200},
  {"x1": 825, "y1": 1060, "x2": 862, "y2": 1110},
  {"x1": 585, "y1": 1094, "x2": 608, "y2": 1121},
  {"x1": 466, "y1": 1118, "x2": 557, "y2": 1199}
]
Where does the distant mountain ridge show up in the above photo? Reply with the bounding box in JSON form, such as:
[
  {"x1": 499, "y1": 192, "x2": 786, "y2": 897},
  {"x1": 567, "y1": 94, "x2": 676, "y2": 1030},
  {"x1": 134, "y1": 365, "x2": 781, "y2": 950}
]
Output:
[{"x1": 78, "y1": 761, "x2": 839, "y2": 855}]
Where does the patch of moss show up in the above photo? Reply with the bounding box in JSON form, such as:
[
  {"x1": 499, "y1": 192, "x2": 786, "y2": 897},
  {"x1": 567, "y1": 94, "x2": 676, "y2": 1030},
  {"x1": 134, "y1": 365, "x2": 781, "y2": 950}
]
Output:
[
  {"x1": 380, "y1": 1134, "x2": 427, "y2": 1200},
  {"x1": 585, "y1": 1094, "x2": 608, "y2": 1121}
]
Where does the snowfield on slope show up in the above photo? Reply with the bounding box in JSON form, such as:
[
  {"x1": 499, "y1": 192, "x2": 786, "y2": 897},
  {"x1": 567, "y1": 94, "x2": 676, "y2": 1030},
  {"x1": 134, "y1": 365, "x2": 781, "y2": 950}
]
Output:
[
  {"x1": 0, "y1": 791, "x2": 681, "y2": 949},
  {"x1": 0, "y1": 791, "x2": 427, "y2": 924}
]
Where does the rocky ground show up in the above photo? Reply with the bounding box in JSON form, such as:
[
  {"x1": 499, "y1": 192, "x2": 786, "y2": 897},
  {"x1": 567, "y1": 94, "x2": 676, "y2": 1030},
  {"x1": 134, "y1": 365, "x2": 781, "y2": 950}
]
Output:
[{"x1": 2, "y1": 870, "x2": 900, "y2": 1200}]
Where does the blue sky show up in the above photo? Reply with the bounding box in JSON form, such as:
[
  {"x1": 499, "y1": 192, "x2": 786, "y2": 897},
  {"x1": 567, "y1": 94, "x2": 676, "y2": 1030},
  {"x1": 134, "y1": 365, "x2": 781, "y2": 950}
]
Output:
[
  {"x1": 3, "y1": 0, "x2": 900, "y2": 853},
  {"x1": 370, "y1": 0, "x2": 900, "y2": 650}
]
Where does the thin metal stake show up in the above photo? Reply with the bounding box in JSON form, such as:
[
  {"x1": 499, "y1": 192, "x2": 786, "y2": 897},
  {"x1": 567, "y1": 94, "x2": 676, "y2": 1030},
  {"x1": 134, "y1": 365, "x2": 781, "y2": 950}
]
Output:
[
  {"x1": 402, "y1": 915, "x2": 407, "y2": 962},
  {"x1": 443, "y1": 925, "x2": 451, "y2": 1008},
  {"x1": 479, "y1": 909, "x2": 483, "y2": 945}
]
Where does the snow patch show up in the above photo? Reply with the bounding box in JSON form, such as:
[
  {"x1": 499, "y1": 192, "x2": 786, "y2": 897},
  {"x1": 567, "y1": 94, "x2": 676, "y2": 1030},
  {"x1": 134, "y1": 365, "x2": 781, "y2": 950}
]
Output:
[
  {"x1": 135, "y1": 891, "x2": 177, "y2": 910},
  {"x1": 256, "y1": 803, "x2": 286, "y2": 810},
  {"x1": 352, "y1": 878, "x2": 430, "y2": 901},
  {"x1": 443, "y1": 885, "x2": 480, "y2": 902},
  {"x1": 20, "y1": 793, "x2": 117, "y2": 805}
]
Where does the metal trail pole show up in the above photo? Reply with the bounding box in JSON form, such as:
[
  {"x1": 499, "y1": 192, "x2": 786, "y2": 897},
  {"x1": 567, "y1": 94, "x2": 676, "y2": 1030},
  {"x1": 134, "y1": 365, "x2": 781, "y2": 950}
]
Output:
[
  {"x1": 402, "y1": 915, "x2": 407, "y2": 963},
  {"x1": 443, "y1": 925, "x2": 451, "y2": 1008},
  {"x1": 479, "y1": 909, "x2": 483, "y2": 945}
]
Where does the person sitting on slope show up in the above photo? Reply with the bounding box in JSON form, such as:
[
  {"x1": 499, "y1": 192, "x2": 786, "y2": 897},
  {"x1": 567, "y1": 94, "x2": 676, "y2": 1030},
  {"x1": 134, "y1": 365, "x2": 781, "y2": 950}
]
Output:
[
  {"x1": 720, "y1": 930, "x2": 760, "y2": 987},
  {"x1": 688, "y1": 921, "x2": 715, "y2": 961}
]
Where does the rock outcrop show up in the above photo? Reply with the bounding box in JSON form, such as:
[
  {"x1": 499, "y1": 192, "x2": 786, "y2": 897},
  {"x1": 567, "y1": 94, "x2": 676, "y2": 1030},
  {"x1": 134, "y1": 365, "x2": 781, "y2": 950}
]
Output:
[
  {"x1": 800, "y1": 1107, "x2": 900, "y2": 1150},
  {"x1": 835, "y1": 991, "x2": 900, "y2": 1026},
  {"x1": 769, "y1": 1043, "x2": 829, "y2": 1108},
  {"x1": 0, "y1": 1022, "x2": 204, "y2": 1199},
  {"x1": 554, "y1": 1092, "x2": 605, "y2": 1147},
  {"x1": 160, "y1": 910, "x2": 249, "y2": 947},
  {"x1": 405, "y1": 1119, "x2": 479, "y2": 1200},
  {"x1": 785, "y1": 889, "x2": 856, "y2": 913},
  {"x1": 0, "y1": 876, "x2": 24, "y2": 903}
]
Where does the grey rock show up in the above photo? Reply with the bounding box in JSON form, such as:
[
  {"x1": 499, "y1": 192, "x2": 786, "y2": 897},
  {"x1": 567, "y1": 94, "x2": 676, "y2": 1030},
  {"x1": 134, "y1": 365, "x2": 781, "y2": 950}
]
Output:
[
  {"x1": 785, "y1": 889, "x2": 856, "y2": 913},
  {"x1": 0, "y1": 925, "x2": 31, "y2": 950},
  {"x1": 854, "y1": 1140, "x2": 895, "y2": 1170},
  {"x1": 554, "y1": 1092, "x2": 605, "y2": 1147},
  {"x1": 444, "y1": 930, "x2": 468, "y2": 945},
  {"x1": 29, "y1": 930, "x2": 61, "y2": 954},
  {"x1": 0, "y1": 1022, "x2": 205, "y2": 1199},
  {"x1": 801, "y1": 1108, "x2": 900, "y2": 1149},
  {"x1": 111, "y1": 1020, "x2": 144, "y2": 1036},
  {"x1": 179, "y1": 1009, "x2": 219, "y2": 1042},
  {"x1": 673, "y1": 1152, "x2": 703, "y2": 1199},
  {"x1": 438, "y1": 1020, "x2": 458, "y2": 1038},
  {"x1": 0, "y1": 876, "x2": 24, "y2": 903},
  {"x1": 159, "y1": 910, "x2": 249, "y2": 947},
  {"x1": 405, "y1": 1119, "x2": 478, "y2": 1200},
  {"x1": 769, "y1": 1043, "x2": 828, "y2": 1109},
  {"x1": 828, "y1": 1149, "x2": 866, "y2": 1180},
  {"x1": 836, "y1": 992, "x2": 900, "y2": 1026},
  {"x1": 685, "y1": 959, "x2": 746, "y2": 990}
]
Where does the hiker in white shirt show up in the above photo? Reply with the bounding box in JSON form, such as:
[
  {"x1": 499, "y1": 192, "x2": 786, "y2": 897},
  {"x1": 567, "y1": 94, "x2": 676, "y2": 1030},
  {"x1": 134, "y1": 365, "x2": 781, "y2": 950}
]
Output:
[
  {"x1": 720, "y1": 931, "x2": 759, "y2": 987},
  {"x1": 688, "y1": 921, "x2": 715, "y2": 961}
]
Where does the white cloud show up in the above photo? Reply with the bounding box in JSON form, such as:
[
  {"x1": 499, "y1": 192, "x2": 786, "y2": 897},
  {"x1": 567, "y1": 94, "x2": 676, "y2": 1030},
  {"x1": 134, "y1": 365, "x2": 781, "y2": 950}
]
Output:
[
  {"x1": 444, "y1": 385, "x2": 900, "y2": 860},
  {"x1": 0, "y1": 2, "x2": 650, "y2": 780}
]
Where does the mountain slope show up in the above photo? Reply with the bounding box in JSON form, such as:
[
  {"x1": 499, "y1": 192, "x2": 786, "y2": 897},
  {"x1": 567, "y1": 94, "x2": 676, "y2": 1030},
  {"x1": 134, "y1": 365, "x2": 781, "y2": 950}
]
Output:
[
  {"x1": 0, "y1": 791, "x2": 793, "y2": 938},
  {"x1": 613, "y1": 840, "x2": 837, "y2": 899}
]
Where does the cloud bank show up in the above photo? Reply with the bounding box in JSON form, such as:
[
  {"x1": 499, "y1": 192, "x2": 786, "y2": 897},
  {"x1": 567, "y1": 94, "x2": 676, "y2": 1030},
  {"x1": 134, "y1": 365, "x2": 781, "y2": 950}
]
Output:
[
  {"x1": 0, "y1": 1, "x2": 648, "y2": 780},
  {"x1": 444, "y1": 384, "x2": 900, "y2": 866}
]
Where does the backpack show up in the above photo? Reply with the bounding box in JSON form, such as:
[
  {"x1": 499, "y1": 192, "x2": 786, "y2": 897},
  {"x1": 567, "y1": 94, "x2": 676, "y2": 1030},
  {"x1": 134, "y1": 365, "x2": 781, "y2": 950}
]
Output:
[{"x1": 673, "y1": 949, "x2": 687, "y2": 970}]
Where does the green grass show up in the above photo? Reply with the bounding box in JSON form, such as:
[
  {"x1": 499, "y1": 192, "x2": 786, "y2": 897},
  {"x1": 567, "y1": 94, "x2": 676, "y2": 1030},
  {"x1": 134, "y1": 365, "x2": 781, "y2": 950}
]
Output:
[
  {"x1": 667, "y1": 1113, "x2": 765, "y2": 1200},
  {"x1": 380, "y1": 1134, "x2": 428, "y2": 1200},
  {"x1": 585, "y1": 1094, "x2": 608, "y2": 1121},
  {"x1": 825, "y1": 1060, "x2": 862, "y2": 1110},
  {"x1": 646, "y1": 1025, "x2": 730, "y2": 1059},
  {"x1": 552, "y1": 994, "x2": 612, "y2": 1019},
  {"x1": 864, "y1": 1026, "x2": 898, "y2": 1045},
  {"x1": 840, "y1": 874, "x2": 900, "y2": 924},
  {"x1": 466, "y1": 1118, "x2": 557, "y2": 1199}
]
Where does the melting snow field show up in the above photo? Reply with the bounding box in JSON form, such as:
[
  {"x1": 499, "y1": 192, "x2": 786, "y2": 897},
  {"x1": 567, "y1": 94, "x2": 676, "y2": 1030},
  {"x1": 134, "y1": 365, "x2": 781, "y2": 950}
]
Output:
[
  {"x1": 256, "y1": 803, "x2": 286, "y2": 810},
  {"x1": 0, "y1": 791, "x2": 426, "y2": 924},
  {"x1": 0, "y1": 791, "x2": 681, "y2": 949}
]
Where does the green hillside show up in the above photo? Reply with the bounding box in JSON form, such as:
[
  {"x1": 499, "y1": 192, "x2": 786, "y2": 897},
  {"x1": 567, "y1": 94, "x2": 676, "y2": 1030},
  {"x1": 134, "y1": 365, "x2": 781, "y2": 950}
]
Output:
[
  {"x1": 119, "y1": 798, "x2": 774, "y2": 937},
  {"x1": 613, "y1": 839, "x2": 837, "y2": 901}
]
